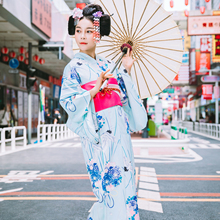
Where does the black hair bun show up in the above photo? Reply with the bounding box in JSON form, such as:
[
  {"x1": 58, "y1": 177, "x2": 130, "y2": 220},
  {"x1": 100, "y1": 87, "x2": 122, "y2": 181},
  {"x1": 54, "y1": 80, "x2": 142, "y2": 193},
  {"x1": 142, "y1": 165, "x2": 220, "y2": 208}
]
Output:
[{"x1": 68, "y1": 4, "x2": 111, "y2": 36}]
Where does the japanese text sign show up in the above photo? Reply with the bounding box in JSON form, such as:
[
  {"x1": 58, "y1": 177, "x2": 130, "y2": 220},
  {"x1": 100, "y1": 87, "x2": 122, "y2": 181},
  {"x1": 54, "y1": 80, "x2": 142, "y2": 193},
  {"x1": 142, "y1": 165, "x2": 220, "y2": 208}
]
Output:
[
  {"x1": 188, "y1": 16, "x2": 220, "y2": 36},
  {"x1": 32, "y1": 0, "x2": 51, "y2": 38},
  {"x1": 212, "y1": 35, "x2": 220, "y2": 63},
  {"x1": 200, "y1": 38, "x2": 211, "y2": 53},
  {"x1": 195, "y1": 51, "x2": 210, "y2": 75},
  {"x1": 202, "y1": 84, "x2": 213, "y2": 100}
]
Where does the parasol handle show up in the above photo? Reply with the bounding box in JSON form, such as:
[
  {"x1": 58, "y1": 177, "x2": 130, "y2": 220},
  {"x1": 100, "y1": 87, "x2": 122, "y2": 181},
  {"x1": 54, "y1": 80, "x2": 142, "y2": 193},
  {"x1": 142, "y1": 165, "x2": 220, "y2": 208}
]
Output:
[{"x1": 99, "y1": 44, "x2": 132, "y2": 92}]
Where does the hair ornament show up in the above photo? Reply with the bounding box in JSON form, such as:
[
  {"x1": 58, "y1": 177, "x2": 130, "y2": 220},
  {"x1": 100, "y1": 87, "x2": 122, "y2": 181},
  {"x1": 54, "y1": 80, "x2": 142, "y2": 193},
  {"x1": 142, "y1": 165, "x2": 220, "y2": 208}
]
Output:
[
  {"x1": 93, "y1": 11, "x2": 102, "y2": 44},
  {"x1": 72, "y1": 8, "x2": 83, "y2": 25}
]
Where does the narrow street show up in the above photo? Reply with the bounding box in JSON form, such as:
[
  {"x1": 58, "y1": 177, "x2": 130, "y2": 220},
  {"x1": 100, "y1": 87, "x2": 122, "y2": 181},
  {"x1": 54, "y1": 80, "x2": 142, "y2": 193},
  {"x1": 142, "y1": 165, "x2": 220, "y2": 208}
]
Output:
[{"x1": 0, "y1": 132, "x2": 219, "y2": 220}]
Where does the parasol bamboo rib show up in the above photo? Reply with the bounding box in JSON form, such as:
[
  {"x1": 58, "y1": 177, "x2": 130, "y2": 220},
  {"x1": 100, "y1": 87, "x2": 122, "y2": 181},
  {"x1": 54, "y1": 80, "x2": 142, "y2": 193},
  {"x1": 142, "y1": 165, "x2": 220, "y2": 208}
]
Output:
[
  {"x1": 123, "y1": 0, "x2": 130, "y2": 38},
  {"x1": 118, "y1": 61, "x2": 122, "y2": 69},
  {"x1": 130, "y1": 0, "x2": 136, "y2": 37},
  {"x1": 135, "y1": 14, "x2": 173, "y2": 41},
  {"x1": 133, "y1": 4, "x2": 162, "y2": 40},
  {"x1": 99, "y1": 0, "x2": 125, "y2": 39},
  {"x1": 133, "y1": 62, "x2": 141, "y2": 96},
  {"x1": 96, "y1": 44, "x2": 120, "y2": 48},
  {"x1": 137, "y1": 25, "x2": 179, "y2": 42},
  {"x1": 136, "y1": 51, "x2": 162, "y2": 91},
  {"x1": 140, "y1": 47, "x2": 182, "y2": 64},
  {"x1": 110, "y1": 51, "x2": 121, "y2": 60},
  {"x1": 112, "y1": 0, "x2": 128, "y2": 37},
  {"x1": 134, "y1": 52, "x2": 152, "y2": 96},
  {"x1": 143, "y1": 45, "x2": 183, "y2": 52},
  {"x1": 97, "y1": 47, "x2": 119, "y2": 55},
  {"x1": 132, "y1": 0, "x2": 150, "y2": 39},
  {"x1": 143, "y1": 38, "x2": 183, "y2": 44},
  {"x1": 137, "y1": 47, "x2": 171, "y2": 83},
  {"x1": 101, "y1": 39, "x2": 119, "y2": 44},
  {"x1": 137, "y1": 47, "x2": 179, "y2": 75},
  {"x1": 110, "y1": 30, "x2": 125, "y2": 40},
  {"x1": 135, "y1": 58, "x2": 152, "y2": 97}
]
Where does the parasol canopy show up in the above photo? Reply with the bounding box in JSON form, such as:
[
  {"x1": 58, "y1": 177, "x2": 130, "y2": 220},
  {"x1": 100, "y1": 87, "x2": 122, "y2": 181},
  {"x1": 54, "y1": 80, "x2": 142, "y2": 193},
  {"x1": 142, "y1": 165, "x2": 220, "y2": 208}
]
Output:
[{"x1": 73, "y1": 0, "x2": 183, "y2": 99}]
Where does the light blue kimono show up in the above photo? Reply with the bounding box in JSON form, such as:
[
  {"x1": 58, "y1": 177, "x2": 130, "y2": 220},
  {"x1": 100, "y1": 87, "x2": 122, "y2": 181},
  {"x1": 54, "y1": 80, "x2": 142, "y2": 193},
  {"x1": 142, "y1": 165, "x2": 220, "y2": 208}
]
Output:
[{"x1": 60, "y1": 52, "x2": 147, "y2": 220}]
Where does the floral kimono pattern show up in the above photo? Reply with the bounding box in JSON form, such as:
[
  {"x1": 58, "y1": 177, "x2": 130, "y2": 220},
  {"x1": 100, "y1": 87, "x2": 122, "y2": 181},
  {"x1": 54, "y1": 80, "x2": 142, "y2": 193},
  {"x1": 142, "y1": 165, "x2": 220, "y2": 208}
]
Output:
[{"x1": 60, "y1": 52, "x2": 147, "y2": 220}]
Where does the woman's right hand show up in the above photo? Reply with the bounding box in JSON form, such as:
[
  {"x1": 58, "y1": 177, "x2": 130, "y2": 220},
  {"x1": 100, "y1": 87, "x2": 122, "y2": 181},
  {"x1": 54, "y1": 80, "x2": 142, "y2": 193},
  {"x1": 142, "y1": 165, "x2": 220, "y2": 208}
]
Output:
[{"x1": 90, "y1": 69, "x2": 114, "y2": 99}]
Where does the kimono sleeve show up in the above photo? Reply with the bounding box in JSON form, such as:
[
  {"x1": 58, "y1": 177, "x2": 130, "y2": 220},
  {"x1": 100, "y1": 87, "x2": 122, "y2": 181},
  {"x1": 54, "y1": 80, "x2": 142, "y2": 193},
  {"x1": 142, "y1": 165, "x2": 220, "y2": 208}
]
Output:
[
  {"x1": 116, "y1": 67, "x2": 147, "y2": 132},
  {"x1": 59, "y1": 64, "x2": 99, "y2": 144}
]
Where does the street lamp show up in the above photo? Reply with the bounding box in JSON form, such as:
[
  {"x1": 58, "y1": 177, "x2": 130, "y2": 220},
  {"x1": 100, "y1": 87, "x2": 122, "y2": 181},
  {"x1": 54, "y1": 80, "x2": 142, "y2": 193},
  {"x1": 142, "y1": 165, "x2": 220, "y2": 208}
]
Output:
[{"x1": 198, "y1": 66, "x2": 220, "y2": 124}]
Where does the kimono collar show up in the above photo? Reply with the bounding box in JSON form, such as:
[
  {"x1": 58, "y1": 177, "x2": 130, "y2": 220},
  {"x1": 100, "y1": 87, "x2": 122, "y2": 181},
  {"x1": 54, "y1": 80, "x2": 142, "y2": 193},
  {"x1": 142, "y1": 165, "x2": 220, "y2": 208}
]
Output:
[{"x1": 74, "y1": 52, "x2": 102, "y2": 65}]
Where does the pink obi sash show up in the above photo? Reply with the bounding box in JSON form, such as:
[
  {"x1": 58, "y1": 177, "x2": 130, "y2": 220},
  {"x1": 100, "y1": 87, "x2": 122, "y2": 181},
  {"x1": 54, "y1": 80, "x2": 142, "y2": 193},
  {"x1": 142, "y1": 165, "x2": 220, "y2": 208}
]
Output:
[{"x1": 81, "y1": 78, "x2": 122, "y2": 112}]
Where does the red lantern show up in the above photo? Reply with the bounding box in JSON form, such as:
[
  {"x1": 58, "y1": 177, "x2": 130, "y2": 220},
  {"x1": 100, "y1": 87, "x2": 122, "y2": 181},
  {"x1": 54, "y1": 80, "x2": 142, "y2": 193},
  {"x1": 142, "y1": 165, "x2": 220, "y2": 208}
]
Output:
[
  {"x1": 184, "y1": 10, "x2": 189, "y2": 17},
  {"x1": 19, "y1": 46, "x2": 26, "y2": 54},
  {"x1": 185, "y1": 0, "x2": 188, "y2": 6},
  {"x1": 205, "y1": 0, "x2": 210, "y2": 2},
  {"x1": 33, "y1": 54, "x2": 39, "y2": 62},
  {"x1": 24, "y1": 58, "x2": 29, "y2": 65},
  {"x1": 9, "y1": 51, "x2": 16, "y2": 58},
  {"x1": 25, "y1": 51, "x2": 29, "y2": 58},
  {"x1": 170, "y1": 0, "x2": 174, "y2": 8},
  {"x1": 39, "y1": 58, "x2": 45, "y2": 65},
  {"x1": 2, "y1": 55, "x2": 9, "y2": 62},
  {"x1": 17, "y1": 54, "x2": 24, "y2": 62},
  {"x1": 200, "y1": 6, "x2": 205, "y2": 14},
  {"x1": 1, "y1": 46, "x2": 9, "y2": 54}
]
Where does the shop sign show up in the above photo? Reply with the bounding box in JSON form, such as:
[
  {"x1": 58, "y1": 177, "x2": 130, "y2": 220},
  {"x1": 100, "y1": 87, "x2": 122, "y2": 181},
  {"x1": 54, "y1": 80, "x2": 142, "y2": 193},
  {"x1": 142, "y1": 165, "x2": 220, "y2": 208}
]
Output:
[
  {"x1": 201, "y1": 75, "x2": 220, "y2": 83},
  {"x1": 179, "y1": 100, "x2": 183, "y2": 109},
  {"x1": 40, "y1": 80, "x2": 51, "y2": 96},
  {"x1": 182, "y1": 52, "x2": 189, "y2": 64},
  {"x1": 212, "y1": 35, "x2": 220, "y2": 63},
  {"x1": 188, "y1": 16, "x2": 220, "y2": 36},
  {"x1": 200, "y1": 38, "x2": 211, "y2": 53},
  {"x1": 195, "y1": 51, "x2": 210, "y2": 75},
  {"x1": 32, "y1": 0, "x2": 52, "y2": 38},
  {"x1": 53, "y1": 85, "x2": 61, "y2": 99},
  {"x1": 202, "y1": 84, "x2": 213, "y2": 100}
]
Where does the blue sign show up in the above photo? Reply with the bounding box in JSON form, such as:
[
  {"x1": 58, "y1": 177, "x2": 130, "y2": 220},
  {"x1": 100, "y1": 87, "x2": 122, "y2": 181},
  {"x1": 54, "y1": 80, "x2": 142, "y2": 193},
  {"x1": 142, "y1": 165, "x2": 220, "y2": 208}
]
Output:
[{"x1": 9, "y1": 59, "x2": 19, "y2": 69}]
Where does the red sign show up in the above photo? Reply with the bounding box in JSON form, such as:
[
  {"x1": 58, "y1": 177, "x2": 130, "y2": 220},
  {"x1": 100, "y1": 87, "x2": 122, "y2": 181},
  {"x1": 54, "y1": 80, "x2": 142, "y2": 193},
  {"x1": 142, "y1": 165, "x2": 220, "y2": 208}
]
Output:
[
  {"x1": 195, "y1": 51, "x2": 210, "y2": 75},
  {"x1": 179, "y1": 100, "x2": 183, "y2": 109},
  {"x1": 188, "y1": 16, "x2": 220, "y2": 36},
  {"x1": 202, "y1": 84, "x2": 213, "y2": 100},
  {"x1": 212, "y1": 35, "x2": 220, "y2": 63},
  {"x1": 32, "y1": 0, "x2": 52, "y2": 38},
  {"x1": 200, "y1": 38, "x2": 211, "y2": 53}
]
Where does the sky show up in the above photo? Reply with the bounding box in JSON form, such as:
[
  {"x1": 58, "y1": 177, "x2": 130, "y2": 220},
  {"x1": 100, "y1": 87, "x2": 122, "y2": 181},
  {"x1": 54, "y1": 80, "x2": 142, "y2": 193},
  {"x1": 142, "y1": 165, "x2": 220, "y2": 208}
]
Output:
[{"x1": 163, "y1": 0, "x2": 191, "y2": 11}]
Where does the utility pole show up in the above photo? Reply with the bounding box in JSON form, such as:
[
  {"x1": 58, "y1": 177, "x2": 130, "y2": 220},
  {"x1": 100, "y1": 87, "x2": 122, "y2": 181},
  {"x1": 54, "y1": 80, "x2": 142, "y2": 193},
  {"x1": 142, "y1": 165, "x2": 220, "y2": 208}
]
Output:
[{"x1": 27, "y1": 42, "x2": 37, "y2": 144}]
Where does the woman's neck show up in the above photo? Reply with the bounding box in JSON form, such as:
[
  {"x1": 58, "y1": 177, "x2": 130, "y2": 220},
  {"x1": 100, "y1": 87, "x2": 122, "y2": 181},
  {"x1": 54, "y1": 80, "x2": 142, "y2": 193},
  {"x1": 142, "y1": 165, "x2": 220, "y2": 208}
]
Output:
[{"x1": 80, "y1": 49, "x2": 96, "y2": 60}]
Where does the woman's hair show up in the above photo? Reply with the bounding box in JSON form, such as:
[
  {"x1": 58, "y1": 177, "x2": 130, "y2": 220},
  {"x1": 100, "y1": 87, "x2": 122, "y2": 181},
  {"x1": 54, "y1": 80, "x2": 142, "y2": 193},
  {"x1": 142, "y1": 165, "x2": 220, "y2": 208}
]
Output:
[{"x1": 68, "y1": 4, "x2": 111, "y2": 37}]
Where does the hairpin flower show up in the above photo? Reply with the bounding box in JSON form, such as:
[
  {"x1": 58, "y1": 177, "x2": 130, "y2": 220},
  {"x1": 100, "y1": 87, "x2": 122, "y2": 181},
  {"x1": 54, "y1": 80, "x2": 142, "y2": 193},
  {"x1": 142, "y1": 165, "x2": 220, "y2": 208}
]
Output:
[
  {"x1": 72, "y1": 8, "x2": 83, "y2": 19},
  {"x1": 93, "y1": 11, "x2": 103, "y2": 18}
]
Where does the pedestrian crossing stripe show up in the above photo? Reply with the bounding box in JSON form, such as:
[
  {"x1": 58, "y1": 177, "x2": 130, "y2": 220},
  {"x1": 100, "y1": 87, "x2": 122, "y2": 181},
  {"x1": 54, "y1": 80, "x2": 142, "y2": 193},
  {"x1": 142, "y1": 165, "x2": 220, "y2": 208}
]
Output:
[{"x1": 189, "y1": 144, "x2": 220, "y2": 149}]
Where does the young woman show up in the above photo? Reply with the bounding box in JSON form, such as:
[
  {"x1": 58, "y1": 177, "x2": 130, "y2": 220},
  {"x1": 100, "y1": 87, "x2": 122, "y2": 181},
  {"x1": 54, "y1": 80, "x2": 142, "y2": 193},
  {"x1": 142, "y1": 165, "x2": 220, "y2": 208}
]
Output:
[{"x1": 60, "y1": 4, "x2": 147, "y2": 220}]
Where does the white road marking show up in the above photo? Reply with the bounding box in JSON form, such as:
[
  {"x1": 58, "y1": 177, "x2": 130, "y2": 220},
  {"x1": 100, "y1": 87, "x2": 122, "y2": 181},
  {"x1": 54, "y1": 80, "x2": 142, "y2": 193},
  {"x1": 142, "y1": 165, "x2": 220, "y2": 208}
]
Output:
[
  {"x1": 217, "y1": 171, "x2": 220, "y2": 174},
  {"x1": 139, "y1": 182, "x2": 159, "y2": 191},
  {"x1": 138, "y1": 189, "x2": 161, "y2": 200},
  {"x1": 139, "y1": 175, "x2": 158, "y2": 183},
  {"x1": 0, "y1": 188, "x2": 23, "y2": 195},
  {"x1": 190, "y1": 138, "x2": 210, "y2": 144},
  {"x1": 197, "y1": 144, "x2": 208, "y2": 148},
  {"x1": 138, "y1": 199, "x2": 163, "y2": 213},
  {"x1": 138, "y1": 167, "x2": 163, "y2": 213},
  {"x1": 135, "y1": 149, "x2": 202, "y2": 164},
  {"x1": 208, "y1": 144, "x2": 220, "y2": 148},
  {"x1": 140, "y1": 171, "x2": 157, "y2": 177},
  {"x1": 140, "y1": 167, "x2": 155, "y2": 172},
  {"x1": 189, "y1": 144, "x2": 199, "y2": 148}
]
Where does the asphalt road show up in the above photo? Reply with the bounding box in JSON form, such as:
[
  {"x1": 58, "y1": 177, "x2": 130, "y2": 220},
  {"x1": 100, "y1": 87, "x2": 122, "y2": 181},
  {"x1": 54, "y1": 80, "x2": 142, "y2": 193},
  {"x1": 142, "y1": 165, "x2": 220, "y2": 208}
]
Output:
[{"x1": 0, "y1": 132, "x2": 220, "y2": 220}]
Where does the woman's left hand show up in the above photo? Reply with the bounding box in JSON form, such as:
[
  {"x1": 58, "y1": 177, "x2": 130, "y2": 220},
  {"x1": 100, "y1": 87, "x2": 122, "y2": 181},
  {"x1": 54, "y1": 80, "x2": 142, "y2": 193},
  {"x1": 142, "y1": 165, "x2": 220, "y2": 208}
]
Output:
[{"x1": 121, "y1": 48, "x2": 137, "y2": 75}]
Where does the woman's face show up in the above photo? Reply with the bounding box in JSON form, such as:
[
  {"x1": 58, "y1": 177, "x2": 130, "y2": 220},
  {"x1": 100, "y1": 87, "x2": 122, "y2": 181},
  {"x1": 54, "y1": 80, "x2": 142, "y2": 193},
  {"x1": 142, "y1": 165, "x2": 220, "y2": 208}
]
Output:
[{"x1": 75, "y1": 18, "x2": 96, "y2": 53}]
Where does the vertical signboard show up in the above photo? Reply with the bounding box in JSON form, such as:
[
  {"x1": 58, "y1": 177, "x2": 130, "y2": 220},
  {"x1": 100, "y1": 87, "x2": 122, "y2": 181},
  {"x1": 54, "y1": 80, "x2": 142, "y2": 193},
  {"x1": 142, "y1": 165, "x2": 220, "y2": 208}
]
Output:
[
  {"x1": 200, "y1": 38, "x2": 211, "y2": 53},
  {"x1": 195, "y1": 51, "x2": 210, "y2": 75},
  {"x1": 212, "y1": 35, "x2": 220, "y2": 63},
  {"x1": 32, "y1": 0, "x2": 52, "y2": 38},
  {"x1": 24, "y1": 92, "x2": 28, "y2": 129},
  {"x1": 202, "y1": 85, "x2": 213, "y2": 100}
]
